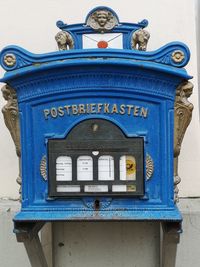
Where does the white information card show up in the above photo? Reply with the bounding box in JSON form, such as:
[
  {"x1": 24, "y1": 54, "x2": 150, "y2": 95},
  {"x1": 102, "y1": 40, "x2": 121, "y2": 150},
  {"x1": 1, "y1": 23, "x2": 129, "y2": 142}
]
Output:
[
  {"x1": 56, "y1": 154, "x2": 136, "y2": 193},
  {"x1": 56, "y1": 156, "x2": 72, "y2": 181}
]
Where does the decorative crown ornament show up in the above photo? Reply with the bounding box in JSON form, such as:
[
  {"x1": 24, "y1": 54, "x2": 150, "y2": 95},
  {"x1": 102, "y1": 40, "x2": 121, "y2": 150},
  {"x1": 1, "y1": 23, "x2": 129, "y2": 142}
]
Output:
[{"x1": 86, "y1": 7, "x2": 119, "y2": 32}]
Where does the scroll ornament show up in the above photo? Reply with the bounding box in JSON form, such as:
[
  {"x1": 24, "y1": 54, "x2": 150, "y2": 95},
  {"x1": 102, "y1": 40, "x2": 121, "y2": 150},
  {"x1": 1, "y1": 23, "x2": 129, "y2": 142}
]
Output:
[
  {"x1": 1, "y1": 85, "x2": 21, "y2": 200},
  {"x1": 174, "y1": 81, "x2": 193, "y2": 203}
]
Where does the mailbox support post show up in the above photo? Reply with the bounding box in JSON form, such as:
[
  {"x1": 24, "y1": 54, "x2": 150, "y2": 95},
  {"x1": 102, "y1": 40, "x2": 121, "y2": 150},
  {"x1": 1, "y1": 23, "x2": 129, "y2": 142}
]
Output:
[
  {"x1": 13, "y1": 220, "x2": 182, "y2": 267},
  {"x1": 160, "y1": 222, "x2": 182, "y2": 267},
  {"x1": 14, "y1": 222, "x2": 48, "y2": 267}
]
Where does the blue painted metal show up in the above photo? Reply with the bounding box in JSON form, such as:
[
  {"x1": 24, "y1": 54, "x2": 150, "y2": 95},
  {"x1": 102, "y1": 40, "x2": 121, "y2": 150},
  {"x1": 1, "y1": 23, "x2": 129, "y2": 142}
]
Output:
[
  {"x1": 0, "y1": 7, "x2": 192, "y2": 222},
  {"x1": 0, "y1": 42, "x2": 191, "y2": 73}
]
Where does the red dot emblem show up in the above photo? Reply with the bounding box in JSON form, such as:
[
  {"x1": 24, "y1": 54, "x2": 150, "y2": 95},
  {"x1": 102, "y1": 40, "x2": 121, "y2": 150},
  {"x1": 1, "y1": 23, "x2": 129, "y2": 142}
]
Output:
[{"x1": 97, "y1": 40, "x2": 108, "y2": 49}]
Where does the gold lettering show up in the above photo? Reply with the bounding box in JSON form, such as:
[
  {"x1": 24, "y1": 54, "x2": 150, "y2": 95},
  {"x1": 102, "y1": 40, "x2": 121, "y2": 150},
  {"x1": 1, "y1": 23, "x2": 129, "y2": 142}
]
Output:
[
  {"x1": 86, "y1": 104, "x2": 90, "y2": 113},
  {"x1": 126, "y1": 105, "x2": 134, "y2": 115},
  {"x1": 119, "y1": 104, "x2": 125, "y2": 115},
  {"x1": 90, "y1": 103, "x2": 96, "y2": 114},
  {"x1": 72, "y1": 105, "x2": 78, "y2": 115},
  {"x1": 78, "y1": 104, "x2": 86, "y2": 114},
  {"x1": 97, "y1": 103, "x2": 103, "y2": 113},
  {"x1": 64, "y1": 105, "x2": 71, "y2": 115},
  {"x1": 111, "y1": 104, "x2": 118, "y2": 114},
  {"x1": 134, "y1": 106, "x2": 139, "y2": 116},
  {"x1": 58, "y1": 106, "x2": 64, "y2": 117},
  {"x1": 51, "y1": 107, "x2": 58, "y2": 118},
  {"x1": 140, "y1": 107, "x2": 148, "y2": 118},
  {"x1": 43, "y1": 103, "x2": 149, "y2": 120},
  {"x1": 104, "y1": 103, "x2": 110, "y2": 113},
  {"x1": 44, "y1": 109, "x2": 50, "y2": 119}
]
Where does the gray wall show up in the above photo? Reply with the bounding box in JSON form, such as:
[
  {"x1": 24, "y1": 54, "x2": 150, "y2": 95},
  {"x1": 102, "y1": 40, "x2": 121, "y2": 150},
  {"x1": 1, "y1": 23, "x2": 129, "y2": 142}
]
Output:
[
  {"x1": 1, "y1": 199, "x2": 200, "y2": 267},
  {"x1": 53, "y1": 221, "x2": 160, "y2": 267},
  {"x1": 0, "y1": 200, "x2": 31, "y2": 267}
]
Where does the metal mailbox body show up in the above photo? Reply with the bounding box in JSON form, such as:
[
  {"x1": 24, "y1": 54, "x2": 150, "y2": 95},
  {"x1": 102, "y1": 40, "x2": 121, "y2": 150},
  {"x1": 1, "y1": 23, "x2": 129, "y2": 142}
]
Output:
[{"x1": 0, "y1": 7, "x2": 192, "y2": 223}]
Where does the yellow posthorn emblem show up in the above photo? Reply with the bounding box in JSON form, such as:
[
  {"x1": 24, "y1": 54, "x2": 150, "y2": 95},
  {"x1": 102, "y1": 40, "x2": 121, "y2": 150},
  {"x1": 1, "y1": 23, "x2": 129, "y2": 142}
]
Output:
[
  {"x1": 126, "y1": 156, "x2": 136, "y2": 181},
  {"x1": 126, "y1": 159, "x2": 136, "y2": 174}
]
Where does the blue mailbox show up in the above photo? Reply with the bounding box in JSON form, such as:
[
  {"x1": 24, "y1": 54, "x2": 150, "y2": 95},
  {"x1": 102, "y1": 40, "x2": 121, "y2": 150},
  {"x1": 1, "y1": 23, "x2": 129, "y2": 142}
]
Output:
[{"x1": 0, "y1": 6, "x2": 193, "y2": 267}]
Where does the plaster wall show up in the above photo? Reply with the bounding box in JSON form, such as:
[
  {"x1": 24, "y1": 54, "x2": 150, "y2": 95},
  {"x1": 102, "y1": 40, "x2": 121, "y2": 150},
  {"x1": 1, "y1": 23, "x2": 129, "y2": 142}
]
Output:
[
  {"x1": 1, "y1": 199, "x2": 200, "y2": 267},
  {"x1": 0, "y1": 0, "x2": 199, "y2": 199}
]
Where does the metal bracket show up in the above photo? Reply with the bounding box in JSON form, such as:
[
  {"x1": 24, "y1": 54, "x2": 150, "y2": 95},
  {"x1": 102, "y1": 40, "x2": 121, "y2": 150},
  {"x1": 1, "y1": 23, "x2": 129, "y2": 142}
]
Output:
[
  {"x1": 14, "y1": 221, "x2": 48, "y2": 267},
  {"x1": 160, "y1": 221, "x2": 182, "y2": 267},
  {"x1": 13, "y1": 220, "x2": 182, "y2": 267}
]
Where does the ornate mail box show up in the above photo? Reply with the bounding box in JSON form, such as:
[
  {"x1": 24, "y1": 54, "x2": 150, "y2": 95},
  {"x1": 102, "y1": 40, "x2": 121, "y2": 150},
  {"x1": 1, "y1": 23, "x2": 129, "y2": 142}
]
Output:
[{"x1": 0, "y1": 7, "x2": 193, "y2": 225}]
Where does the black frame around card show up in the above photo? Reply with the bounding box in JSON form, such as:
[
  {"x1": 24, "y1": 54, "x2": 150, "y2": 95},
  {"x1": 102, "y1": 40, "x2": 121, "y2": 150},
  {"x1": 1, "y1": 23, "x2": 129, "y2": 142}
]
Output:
[{"x1": 48, "y1": 119, "x2": 144, "y2": 198}]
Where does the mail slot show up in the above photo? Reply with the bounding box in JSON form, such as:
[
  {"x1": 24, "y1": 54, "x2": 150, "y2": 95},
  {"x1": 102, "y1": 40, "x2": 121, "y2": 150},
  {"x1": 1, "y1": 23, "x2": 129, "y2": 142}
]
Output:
[{"x1": 0, "y1": 6, "x2": 193, "y2": 223}]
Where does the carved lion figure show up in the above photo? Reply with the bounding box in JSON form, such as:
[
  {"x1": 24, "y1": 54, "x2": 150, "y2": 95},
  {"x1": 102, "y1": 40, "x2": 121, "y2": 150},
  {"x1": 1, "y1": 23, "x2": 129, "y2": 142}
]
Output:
[
  {"x1": 131, "y1": 29, "x2": 150, "y2": 51},
  {"x1": 55, "y1": 31, "x2": 74, "y2": 50}
]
